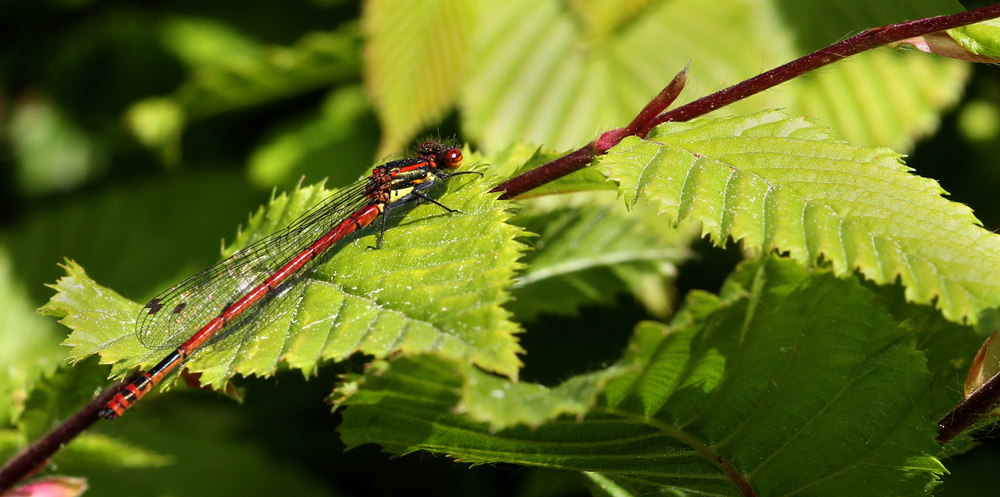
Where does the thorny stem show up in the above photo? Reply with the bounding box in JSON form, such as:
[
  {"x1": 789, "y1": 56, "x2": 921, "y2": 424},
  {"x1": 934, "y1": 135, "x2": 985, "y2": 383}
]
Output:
[
  {"x1": 492, "y1": 4, "x2": 1000, "y2": 200},
  {"x1": 5, "y1": 6, "x2": 1000, "y2": 493}
]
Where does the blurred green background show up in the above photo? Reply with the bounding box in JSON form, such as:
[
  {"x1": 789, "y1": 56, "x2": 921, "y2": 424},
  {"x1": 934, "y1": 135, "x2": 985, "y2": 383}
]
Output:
[{"x1": 3, "y1": 0, "x2": 1000, "y2": 495}]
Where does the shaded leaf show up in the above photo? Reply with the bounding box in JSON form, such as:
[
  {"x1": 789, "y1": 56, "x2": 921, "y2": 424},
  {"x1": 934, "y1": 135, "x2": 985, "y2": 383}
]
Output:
[
  {"x1": 338, "y1": 257, "x2": 944, "y2": 495},
  {"x1": 335, "y1": 356, "x2": 625, "y2": 432},
  {"x1": 15, "y1": 359, "x2": 112, "y2": 441},
  {"x1": 41, "y1": 400, "x2": 331, "y2": 496},
  {"x1": 7, "y1": 171, "x2": 263, "y2": 308},
  {"x1": 597, "y1": 110, "x2": 1000, "y2": 324},
  {"x1": 127, "y1": 24, "x2": 362, "y2": 157},
  {"x1": 8, "y1": 96, "x2": 105, "y2": 195},
  {"x1": 509, "y1": 191, "x2": 697, "y2": 320},
  {"x1": 0, "y1": 360, "x2": 170, "y2": 470},
  {"x1": 0, "y1": 246, "x2": 64, "y2": 426},
  {"x1": 247, "y1": 85, "x2": 379, "y2": 188},
  {"x1": 861, "y1": 279, "x2": 983, "y2": 431}
]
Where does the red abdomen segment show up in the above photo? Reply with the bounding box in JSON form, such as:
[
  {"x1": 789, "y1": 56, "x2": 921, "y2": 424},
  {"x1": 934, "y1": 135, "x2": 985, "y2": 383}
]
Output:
[{"x1": 100, "y1": 204, "x2": 384, "y2": 419}]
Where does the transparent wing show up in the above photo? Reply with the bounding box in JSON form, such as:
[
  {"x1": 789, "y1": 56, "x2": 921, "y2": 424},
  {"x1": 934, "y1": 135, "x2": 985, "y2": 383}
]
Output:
[{"x1": 136, "y1": 179, "x2": 376, "y2": 351}]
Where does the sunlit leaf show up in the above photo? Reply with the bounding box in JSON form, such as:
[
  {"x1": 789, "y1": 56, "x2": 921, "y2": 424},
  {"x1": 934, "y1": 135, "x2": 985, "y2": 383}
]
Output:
[
  {"x1": 363, "y1": 0, "x2": 477, "y2": 155},
  {"x1": 597, "y1": 110, "x2": 1000, "y2": 324},
  {"x1": 460, "y1": 0, "x2": 965, "y2": 154},
  {"x1": 44, "y1": 171, "x2": 524, "y2": 389}
]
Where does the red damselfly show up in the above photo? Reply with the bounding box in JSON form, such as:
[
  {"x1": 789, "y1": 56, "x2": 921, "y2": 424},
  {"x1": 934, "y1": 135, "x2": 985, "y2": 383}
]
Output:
[{"x1": 101, "y1": 141, "x2": 479, "y2": 419}]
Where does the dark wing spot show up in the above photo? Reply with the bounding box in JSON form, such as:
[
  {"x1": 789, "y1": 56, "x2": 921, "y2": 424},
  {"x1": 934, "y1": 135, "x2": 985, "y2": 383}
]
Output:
[
  {"x1": 144, "y1": 298, "x2": 164, "y2": 315},
  {"x1": 172, "y1": 303, "x2": 187, "y2": 314}
]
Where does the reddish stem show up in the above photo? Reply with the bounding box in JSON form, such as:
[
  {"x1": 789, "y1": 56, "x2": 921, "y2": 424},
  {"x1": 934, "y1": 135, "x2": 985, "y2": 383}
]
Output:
[
  {"x1": 0, "y1": 377, "x2": 132, "y2": 492},
  {"x1": 493, "y1": 4, "x2": 1000, "y2": 200},
  {"x1": 938, "y1": 369, "x2": 1000, "y2": 445},
  {"x1": 494, "y1": 66, "x2": 689, "y2": 200},
  {"x1": 6, "y1": 5, "x2": 1000, "y2": 491},
  {"x1": 655, "y1": 5, "x2": 1000, "y2": 126}
]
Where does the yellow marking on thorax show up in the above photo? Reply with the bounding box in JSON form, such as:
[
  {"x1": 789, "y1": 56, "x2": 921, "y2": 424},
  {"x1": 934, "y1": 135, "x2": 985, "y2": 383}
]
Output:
[{"x1": 389, "y1": 186, "x2": 414, "y2": 203}]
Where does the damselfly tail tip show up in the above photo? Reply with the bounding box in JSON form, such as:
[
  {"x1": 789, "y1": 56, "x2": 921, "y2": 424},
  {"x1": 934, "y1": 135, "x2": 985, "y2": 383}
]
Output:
[{"x1": 98, "y1": 407, "x2": 119, "y2": 420}]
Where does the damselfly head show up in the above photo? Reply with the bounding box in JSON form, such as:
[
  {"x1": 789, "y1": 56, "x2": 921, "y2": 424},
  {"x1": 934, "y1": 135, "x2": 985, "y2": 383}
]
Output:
[
  {"x1": 419, "y1": 141, "x2": 463, "y2": 170},
  {"x1": 418, "y1": 141, "x2": 443, "y2": 156}
]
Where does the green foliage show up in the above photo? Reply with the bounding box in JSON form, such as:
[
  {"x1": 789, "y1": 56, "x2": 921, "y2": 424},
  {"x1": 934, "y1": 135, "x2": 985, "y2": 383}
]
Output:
[
  {"x1": 455, "y1": 0, "x2": 966, "y2": 153},
  {"x1": 948, "y1": 19, "x2": 1000, "y2": 59},
  {"x1": 338, "y1": 258, "x2": 946, "y2": 496},
  {"x1": 0, "y1": 358, "x2": 171, "y2": 471},
  {"x1": 45, "y1": 174, "x2": 525, "y2": 388},
  {"x1": 247, "y1": 85, "x2": 379, "y2": 188},
  {"x1": 127, "y1": 23, "x2": 362, "y2": 164},
  {"x1": 3, "y1": 0, "x2": 1000, "y2": 495},
  {"x1": 0, "y1": 247, "x2": 63, "y2": 426},
  {"x1": 597, "y1": 111, "x2": 1000, "y2": 324},
  {"x1": 363, "y1": 0, "x2": 477, "y2": 155},
  {"x1": 509, "y1": 191, "x2": 697, "y2": 321},
  {"x1": 355, "y1": 0, "x2": 969, "y2": 155}
]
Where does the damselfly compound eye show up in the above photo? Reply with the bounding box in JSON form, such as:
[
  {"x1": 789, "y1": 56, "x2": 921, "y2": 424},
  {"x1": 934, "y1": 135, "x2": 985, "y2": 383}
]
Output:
[{"x1": 444, "y1": 148, "x2": 463, "y2": 169}]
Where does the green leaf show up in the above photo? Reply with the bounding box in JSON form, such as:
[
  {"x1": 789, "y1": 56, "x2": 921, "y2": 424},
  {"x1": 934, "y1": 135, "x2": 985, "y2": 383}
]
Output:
[
  {"x1": 338, "y1": 257, "x2": 944, "y2": 495},
  {"x1": 362, "y1": 0, "x2": 477, "y2": 155},
  {"x1": 8, "y1": 96, "x2": 105, "y2": 195},
  {"x1": 789, "y1": 48, "x2": 968, "y2": 153},
  {"x1": 45, "y1": 171, "x2": 525, "y2": 389},
  {"x1": 7, "y1": 170, "x2": 263, "y2": 308},
  {"x1": 0, "y1": 359, "x2": 170, "y2": 469},
  {"x1": 40, "y1": 267, "x2": 139, "y2": 378},
  {"x1": 596, "y1": 110, "x2": 1000, "y2": 324},
  {"x1": 247, "y1": 85, "x2": 379, "y2": 188},
  {"x1": 0, "y1": 245, "x2": 64, "y2": 426},
  {"x1": 585, "y1": 471, "x2": 637, "y2": 497},
  {"x1": 126, "y1": 24, "x2": 362, "y2": 158},
  {"x1": 459, "y1": 0, "x2": 965, "y2": 154},
  {"x1": 862, "y1": 280, "x2": 982, "y2": 424},
  {"x1": 62, "y1": 400, "x2": 330, "y2": 496},
  {"x1": 948, "y1": 19, "x2": 1000, "y2": 59},
  {"x1": 508, "y1": 191, "x2": 697, "y2": 320},
  {"x1": 159, "y1": 17, "x2": 263, "y2": 68},
  {"x1": 335, "y1": 355, "x2": 625, "y2": 432},
  {"x1": 52, "y1": 433, "x2": 172, "y2": 469},
  {"x1": 175, "y1": 26, "x2": 361, "y2": 120}
]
